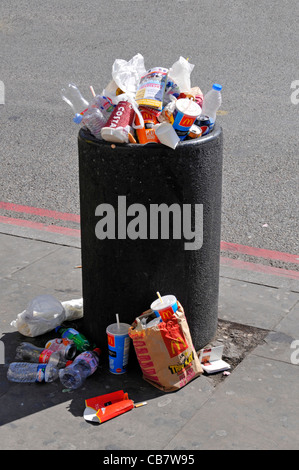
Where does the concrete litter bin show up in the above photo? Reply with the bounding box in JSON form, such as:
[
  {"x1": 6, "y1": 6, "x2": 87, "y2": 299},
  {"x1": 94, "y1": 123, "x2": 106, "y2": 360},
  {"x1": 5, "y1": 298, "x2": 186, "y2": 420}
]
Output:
[{"x1": 78, "y1": 125, "x2": 223, "y2": 352}]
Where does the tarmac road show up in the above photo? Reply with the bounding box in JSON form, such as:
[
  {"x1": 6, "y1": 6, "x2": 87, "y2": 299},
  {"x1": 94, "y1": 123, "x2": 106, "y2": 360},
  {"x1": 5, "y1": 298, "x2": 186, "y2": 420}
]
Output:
[{"x1": 0, "y1": 0, "x2": 298, "y2": 256}]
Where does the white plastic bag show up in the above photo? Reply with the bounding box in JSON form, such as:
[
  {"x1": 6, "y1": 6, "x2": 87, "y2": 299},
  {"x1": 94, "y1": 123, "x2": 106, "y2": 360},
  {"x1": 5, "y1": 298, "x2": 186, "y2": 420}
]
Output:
[
  {"x1": 168, "y1": 56, "x2": 195, "y2": 93},
  {"x1": 61, "y1": 298, "x2": 83, "y2": 321},
  {"x1": 10, "y1": 295, "x2": 66, "y2": 337},
  {"x1": 103, "y1": 53, "x2": 147, "y2": 102},
  {"x1": 112, "y1": 53, "x2": 147, "y2": 95}
]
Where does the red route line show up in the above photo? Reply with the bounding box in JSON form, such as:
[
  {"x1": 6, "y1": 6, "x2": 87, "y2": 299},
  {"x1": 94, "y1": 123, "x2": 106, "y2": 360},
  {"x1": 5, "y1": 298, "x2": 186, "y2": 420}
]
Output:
[
  {"x1": 220, "y1": 241, "x2": 299, "y2": 265},
  {"x1": 220, "y1": 257, "x2": 299, "y2": 281},
  {"x1": 0, "y1": 201, "x2": 298, "y2": 268},
  {"x1": 0, "y1": 215, "x2": 80, "y2": 237},
  {"x1": 0, "y1": 201, "x2": 80, "y2": 223}
]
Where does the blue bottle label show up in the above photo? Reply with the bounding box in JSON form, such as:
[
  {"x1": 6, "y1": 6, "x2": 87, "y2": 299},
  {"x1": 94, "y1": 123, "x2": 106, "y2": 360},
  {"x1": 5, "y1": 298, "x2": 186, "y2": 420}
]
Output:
[{"x1": 36, "y1": 364, "x2": 46, "y2": 382}]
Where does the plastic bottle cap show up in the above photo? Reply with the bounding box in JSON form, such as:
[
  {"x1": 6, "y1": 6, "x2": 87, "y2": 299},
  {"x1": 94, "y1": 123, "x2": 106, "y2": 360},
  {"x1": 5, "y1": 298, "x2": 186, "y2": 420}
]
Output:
[
  {"x1": 94, "y1": 348, "x2": 101, "y2": 356},
  {"x1": 73, "y1": 113, "x2": 83, "y2": 124},
  {"x1": 212, "y1": 84, "x2": 222, "y2": 91}
]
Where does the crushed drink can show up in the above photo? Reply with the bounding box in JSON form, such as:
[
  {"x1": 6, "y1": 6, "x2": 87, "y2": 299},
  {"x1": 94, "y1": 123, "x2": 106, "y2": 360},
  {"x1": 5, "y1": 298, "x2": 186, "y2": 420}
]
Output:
[
  {"x1": 195, "y1": 115, "x2": 211, "y2": 136},
  {"x1": 101, "y1": 101, "x2": 135, "y2": 143},
  {"x1": 45, "y1": 338, "x2": 77, "y2": 360},
  {"x1": 186, "y1": 124, "x2": 202, "y2": 139}
]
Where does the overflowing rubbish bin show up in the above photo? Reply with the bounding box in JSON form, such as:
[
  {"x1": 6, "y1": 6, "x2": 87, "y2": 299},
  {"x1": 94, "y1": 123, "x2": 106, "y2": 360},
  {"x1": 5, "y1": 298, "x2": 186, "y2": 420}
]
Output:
[
  {"x1": 6, "y1": 53, "x2": 225, "y2": 396},
  {"x1": 69, "y1": 53, "x2": 224, "y2": 353},
  {"x1": 78, "y1": 124, "x2": 223, "y2": 352}
]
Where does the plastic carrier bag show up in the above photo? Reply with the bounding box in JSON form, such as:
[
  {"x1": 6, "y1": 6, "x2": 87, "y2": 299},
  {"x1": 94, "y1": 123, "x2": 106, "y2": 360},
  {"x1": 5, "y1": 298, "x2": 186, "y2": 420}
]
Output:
[{"x1": 10, "y1": 295, "x2": 83, "y2": 337}]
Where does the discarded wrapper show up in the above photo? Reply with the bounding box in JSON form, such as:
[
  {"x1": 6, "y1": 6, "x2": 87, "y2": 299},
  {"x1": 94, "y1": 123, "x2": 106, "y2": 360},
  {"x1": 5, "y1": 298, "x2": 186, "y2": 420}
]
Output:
[
  {"x1": 198, "y1": 344, "x2": 231, "y2": 374},
  {"x1": 84, "y1": 390, "x2": 147, "y2": 424}
]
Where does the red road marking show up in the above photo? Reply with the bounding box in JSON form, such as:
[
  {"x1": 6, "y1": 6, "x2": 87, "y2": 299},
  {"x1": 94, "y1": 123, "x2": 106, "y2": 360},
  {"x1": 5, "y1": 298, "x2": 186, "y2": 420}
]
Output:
[
  {"x1": 0, "y1": 215, "x2": 80, "y2": 237},
  {"x1": 0, "y1": 202, "x2": 298, "y2": 280},
  {"x1": 221, "y1": 257, "x2": 299, "y2": 280},
  {"x1": 0, "y1": 201, "x2": 80, "y2": 223},
  {"x1": 221, "y1": 241, "x2": 299, "y2": 265}
]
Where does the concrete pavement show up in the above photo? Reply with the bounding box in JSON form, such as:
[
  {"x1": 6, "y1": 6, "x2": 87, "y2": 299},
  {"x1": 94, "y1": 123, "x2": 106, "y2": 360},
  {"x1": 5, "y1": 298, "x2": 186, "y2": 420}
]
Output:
[{"x1": 0, "y1": 230, "x2": 298, "y2": 451}]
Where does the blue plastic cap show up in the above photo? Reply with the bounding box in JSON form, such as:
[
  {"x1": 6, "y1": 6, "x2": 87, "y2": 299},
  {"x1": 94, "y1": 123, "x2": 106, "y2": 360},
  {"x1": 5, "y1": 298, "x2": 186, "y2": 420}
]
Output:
[
  {"x1": 73, "y1": 113, "x2": 83, "y2": 124},
  {"x1": 212, "y1": 83, "x2": 222, "y2": 91}
]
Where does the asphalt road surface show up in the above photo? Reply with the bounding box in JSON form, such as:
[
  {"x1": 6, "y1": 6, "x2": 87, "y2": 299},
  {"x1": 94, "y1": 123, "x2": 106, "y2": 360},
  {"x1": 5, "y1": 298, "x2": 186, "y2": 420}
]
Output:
[{"x1": 0, "y1": 0, "x2": 298, "y2": 259}]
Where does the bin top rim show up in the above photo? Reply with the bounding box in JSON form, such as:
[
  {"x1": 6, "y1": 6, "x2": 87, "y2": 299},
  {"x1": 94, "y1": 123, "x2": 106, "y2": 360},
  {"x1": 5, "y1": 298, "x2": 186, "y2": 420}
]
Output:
[{"x1": 78, "y1": 124, "x2": 222, "y2": 149}]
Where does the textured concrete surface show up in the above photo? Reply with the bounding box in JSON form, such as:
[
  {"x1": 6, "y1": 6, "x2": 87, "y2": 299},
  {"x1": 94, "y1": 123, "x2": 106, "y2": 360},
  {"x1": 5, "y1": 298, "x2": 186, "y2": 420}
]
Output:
[{"x1": 0, "y1": 232, "x2": 298, "y2": 451}]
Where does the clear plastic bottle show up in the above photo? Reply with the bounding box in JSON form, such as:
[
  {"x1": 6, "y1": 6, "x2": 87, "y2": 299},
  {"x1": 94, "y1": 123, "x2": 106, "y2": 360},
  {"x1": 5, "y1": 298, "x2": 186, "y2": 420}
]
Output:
[
  {"x1": 93, "y1": 95, "x2": 115, "y2": 122},
  {"x1": 15, "y1": 342, "x2": 55, "y2": 363},
  {"x1": 47, "y1": 352, "x2": 73, "y2": 369},
  {"x1": 61, "y1": 83, "x2": 89, "y2": 116},
  {"x1": 61, "y1": 83, "x2": 106, "y2": 139},
  {"x1": 59, "y1": 348, "x2": 101, "y2": 390},
  {"x1": 201, "y1": 83, "x2": 222, "y2": 128},
  {"x1": 55, "y1": 326, "x2": 93, "y2": 353},
  {"x1": 7, "y1": 362, "x2": 59, "y2": 383},
  {"x1": 74, "y1": 106, "x2": 106, "y2": 139}
]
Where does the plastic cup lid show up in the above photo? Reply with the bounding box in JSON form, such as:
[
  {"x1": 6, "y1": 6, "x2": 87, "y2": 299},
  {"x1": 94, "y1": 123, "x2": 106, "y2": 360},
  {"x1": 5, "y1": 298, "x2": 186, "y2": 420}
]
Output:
[
  {"x1": 151, "y1": 294, "x2": 177, "y2": 311},
  {"x1": 176, "y1": 98, "x2": 201, "y2": 117},
  {"x1": 106, "y1": 322, "x2": 130, "y2": 336}
]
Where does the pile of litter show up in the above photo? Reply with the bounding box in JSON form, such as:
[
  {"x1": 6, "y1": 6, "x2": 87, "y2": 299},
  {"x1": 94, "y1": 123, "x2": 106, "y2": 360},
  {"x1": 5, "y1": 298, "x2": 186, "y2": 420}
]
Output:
[{"x1": 61, "y1": 54, "x2": 222, "y2": 149}]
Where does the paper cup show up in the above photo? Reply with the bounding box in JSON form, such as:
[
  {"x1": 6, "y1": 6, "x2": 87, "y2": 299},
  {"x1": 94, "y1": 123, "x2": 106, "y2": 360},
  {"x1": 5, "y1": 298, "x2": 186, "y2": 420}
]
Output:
[
  {"x1": 106, "y1": 322, "x2": 130, "y2": 374},
  {"x1": 154, "y1": 123, "x2": 180, "y2": 149},
  {"x1": 172, "y1": 98, "x2": 201, "y2": 140},
  {"x1": 150, "y1": 294, "x2": 178, "y2": 322}
]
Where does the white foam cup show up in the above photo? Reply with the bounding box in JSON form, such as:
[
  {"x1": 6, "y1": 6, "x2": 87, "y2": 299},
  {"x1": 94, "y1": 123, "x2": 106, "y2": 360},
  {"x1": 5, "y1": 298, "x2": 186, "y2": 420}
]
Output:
[{"x1": 154, "y1": 123, "x2": 180, "y2": 149}]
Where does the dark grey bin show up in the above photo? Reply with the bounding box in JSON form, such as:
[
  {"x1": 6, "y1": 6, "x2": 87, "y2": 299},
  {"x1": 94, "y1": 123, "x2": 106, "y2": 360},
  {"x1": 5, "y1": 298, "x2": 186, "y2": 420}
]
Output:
[{"x1": 78, "y1": 125, "x2": 223, "y2": 352}]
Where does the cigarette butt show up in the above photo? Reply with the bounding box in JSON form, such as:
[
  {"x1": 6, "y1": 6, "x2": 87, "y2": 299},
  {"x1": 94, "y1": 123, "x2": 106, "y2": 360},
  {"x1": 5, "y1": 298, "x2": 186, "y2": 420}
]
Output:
[
  {"x1": 134, "y1": 401, "x2": 148, "y2": 408},
  {"x1": 75, "y1": 265, "x2": 82, "y2": 269}
]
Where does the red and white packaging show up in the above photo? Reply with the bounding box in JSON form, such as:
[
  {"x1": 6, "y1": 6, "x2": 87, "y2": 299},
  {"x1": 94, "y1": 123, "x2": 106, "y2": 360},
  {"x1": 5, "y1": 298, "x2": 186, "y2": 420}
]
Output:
[{"x1": 101, "y1": 100, "x2": 135, "y2": 143}]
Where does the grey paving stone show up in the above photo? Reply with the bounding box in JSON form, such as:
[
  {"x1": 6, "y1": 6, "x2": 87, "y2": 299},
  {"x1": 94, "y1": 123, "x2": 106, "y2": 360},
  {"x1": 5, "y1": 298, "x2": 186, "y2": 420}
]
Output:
[{"x1": 218, "y1": 277, "x2": 299, "y2": 330}]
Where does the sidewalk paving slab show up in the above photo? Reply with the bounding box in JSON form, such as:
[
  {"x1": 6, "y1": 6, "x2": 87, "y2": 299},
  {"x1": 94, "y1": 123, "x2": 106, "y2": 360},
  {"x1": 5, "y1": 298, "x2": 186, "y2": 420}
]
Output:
[{"x1": 0, "y1": 232, "x2": 298, "y2": 451}]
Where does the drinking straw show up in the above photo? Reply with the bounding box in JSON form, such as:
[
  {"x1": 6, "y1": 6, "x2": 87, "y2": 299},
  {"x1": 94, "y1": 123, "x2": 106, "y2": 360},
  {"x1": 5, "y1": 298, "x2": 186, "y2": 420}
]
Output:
[
  {"x1": 156, "y1": 292, "x2": 163, "y2": 304},
  {"x1": 90, "y1": 85, "x2": 96, "y2": 97},
  {"x1": 116, "y1": 313, "x2": 120, "y2": 330}
]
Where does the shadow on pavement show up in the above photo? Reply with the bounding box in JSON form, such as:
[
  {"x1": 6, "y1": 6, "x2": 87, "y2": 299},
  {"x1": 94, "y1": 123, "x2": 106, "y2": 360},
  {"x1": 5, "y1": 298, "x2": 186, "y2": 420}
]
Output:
[{"x1": 0, "y1": 329, "x2": 164, "y2": 427}]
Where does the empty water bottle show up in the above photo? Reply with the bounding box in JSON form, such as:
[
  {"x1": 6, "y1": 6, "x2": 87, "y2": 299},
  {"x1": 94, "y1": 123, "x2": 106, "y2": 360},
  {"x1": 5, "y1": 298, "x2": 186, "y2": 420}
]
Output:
[
  {"x1": 14, "y1": 342, "x2": 71, "y2": 369},
  {"x1": 73, "y1": 106, "x2": 106, "y2": 139},
  {"x1": 93, "y1": 95, "x2": 115, "y2": 122},
  {"x1": 7, "y1": 362, "x2": 59, "y2": 383},
  {"x1": 15, "y1": 342, "x2": 54, "y2": 363},
  {"x1": 61, "y1": 82, "x2": 89, "y2": 116},
  {"x1": 61, "y1": 83, "x2": 106, "y2": 139},
  {"x1": 201, "y1": 83, "x2": 222, "y2": 129},
  {"x1": 59, "y1": 348, "x2": 101, "y2": 390}
]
